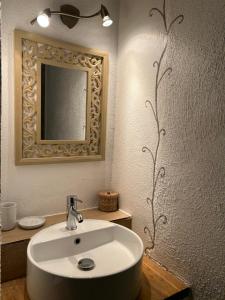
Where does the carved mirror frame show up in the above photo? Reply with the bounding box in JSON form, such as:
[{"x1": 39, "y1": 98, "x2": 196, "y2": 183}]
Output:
[{"x1": 14, "y1": 30, "x2": 108, "y2": 165}]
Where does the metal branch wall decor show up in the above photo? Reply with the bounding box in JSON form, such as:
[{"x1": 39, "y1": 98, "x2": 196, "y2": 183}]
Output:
[{"x1": 142, "y1": 0, "x2": 184, "y2": 254}]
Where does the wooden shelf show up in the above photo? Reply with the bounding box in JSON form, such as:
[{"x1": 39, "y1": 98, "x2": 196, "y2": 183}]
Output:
[
  {"x1": 2, "y1": 208, "x2": 132, "y2": 245},
  {"x1": 1, "y1": 257, "x2": 190, "y2": 300}
]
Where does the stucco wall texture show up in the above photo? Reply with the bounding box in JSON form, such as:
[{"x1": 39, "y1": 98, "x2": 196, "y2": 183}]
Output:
[{"x1": 112, "y1": 0, "x2": 225, "y2": 299}]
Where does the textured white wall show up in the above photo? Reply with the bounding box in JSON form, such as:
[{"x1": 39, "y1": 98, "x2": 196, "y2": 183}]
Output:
[
  {"x1": 1, "y1": 0, "x2": 119, "y2": 217},
  {"x1": 112, "y1": 0, "x2": 225, "y2": 299}
]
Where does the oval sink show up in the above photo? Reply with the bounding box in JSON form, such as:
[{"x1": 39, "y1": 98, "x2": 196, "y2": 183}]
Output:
[{"x1": 27, "y1": 219, "x2": 143, "y2": 300}]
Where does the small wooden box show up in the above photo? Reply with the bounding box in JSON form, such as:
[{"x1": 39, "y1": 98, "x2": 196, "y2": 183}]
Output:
[{"x1": 98, "y1": 191, "x2": 119, "y2": 212}]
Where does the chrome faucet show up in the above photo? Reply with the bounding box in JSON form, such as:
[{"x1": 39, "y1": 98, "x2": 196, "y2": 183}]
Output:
[{"x1": 66, "y1": 195, "x2": 83, "y2": 230}]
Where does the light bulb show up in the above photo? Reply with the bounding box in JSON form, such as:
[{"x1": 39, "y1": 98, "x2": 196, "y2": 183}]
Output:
[
  {"x1": 37, "y1": 13, "x2": 50, "y2": 28},
  {"x1": 102, "y1": 16, "x2": 113, "y2": 27}
]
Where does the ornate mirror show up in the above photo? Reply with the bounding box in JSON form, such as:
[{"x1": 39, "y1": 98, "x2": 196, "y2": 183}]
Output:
[{"x1": 14, "y1": 30, "x2": 108, "y2": 164}]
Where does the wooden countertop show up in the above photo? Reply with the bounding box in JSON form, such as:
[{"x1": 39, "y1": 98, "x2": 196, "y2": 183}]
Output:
[
  {"x1": 1, "y1": 257, "x2": 189, "y2": 300},
  {"x1": 2, "y1": 208, "x2": 131, "y2": 245},
  {"x1": 138, "y1": 257, "x2": 189, "y2": 299}
]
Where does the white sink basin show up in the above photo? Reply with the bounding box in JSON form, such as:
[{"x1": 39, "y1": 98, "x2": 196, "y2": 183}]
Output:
[{"x1": 27, "y1": 219, "x2": 143, "y2": 300}]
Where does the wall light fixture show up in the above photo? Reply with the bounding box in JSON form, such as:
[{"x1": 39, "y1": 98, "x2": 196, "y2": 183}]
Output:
[{"x1": 30, "y1": 4, "x2": 113, "y2": 29}]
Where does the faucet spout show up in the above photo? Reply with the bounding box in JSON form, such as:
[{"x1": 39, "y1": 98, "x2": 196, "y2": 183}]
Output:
[{"x1": 70, "y1": 207, "x2": 83, "y2": 223}]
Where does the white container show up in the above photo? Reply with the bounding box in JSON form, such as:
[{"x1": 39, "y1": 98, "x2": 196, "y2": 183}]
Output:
[{"x1": 1, "y1": 202, "x2": 17, "y2": 231}]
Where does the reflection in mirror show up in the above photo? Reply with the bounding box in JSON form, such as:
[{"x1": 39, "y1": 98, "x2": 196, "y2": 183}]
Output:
[{"x1": 41, "y1": 64, "x2": 87, "y2": 141}]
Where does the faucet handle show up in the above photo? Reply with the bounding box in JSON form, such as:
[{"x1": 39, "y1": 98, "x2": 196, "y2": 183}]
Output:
[{"x1": 67, "y1": 195, "x2": 83, "y2": 209}]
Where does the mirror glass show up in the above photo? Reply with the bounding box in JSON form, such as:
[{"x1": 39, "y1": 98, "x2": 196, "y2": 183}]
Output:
[{"x1": 41, "y1": 63, "x2": 87, "y2": 141}]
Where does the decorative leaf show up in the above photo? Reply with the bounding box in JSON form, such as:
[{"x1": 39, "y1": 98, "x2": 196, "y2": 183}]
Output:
[
  {"x1": 157, "y1": 67, "x2": 172, "y2": 87},
  {"x1": 149, "y1": 8, "x2": 164, "y2": 19},
  {"x1": 142, "y1": 146, "x2": 155, "y2": 164},
  {"x1": 167, "y1": 15, "x2": 184, "y2": 34}
]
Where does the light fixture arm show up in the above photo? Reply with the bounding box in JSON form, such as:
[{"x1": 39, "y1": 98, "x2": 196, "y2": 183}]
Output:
[
  {"x1": 30, "y1": 5, "x2": 113, "y2": 28},
  {"x1": 30, "y1": 10, "x2": 101, "y2": 25},
  {"x1": 49, "y1": 9, "x2": 102, "y2": 19}
]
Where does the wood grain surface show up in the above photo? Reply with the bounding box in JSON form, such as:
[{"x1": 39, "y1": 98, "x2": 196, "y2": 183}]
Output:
[{"x1": 1, "y1": 257, "x2": 189, "y2": 300}]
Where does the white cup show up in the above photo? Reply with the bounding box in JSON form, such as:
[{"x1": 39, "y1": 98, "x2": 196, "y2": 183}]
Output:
[{"x1": 1, "y1": 202, "x2": 17, "y2": 231}]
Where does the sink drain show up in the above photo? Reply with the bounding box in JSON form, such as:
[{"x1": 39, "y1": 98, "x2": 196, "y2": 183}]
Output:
[{"x1": 77, "y1": 258, "x2": 95, "y2": 271}]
